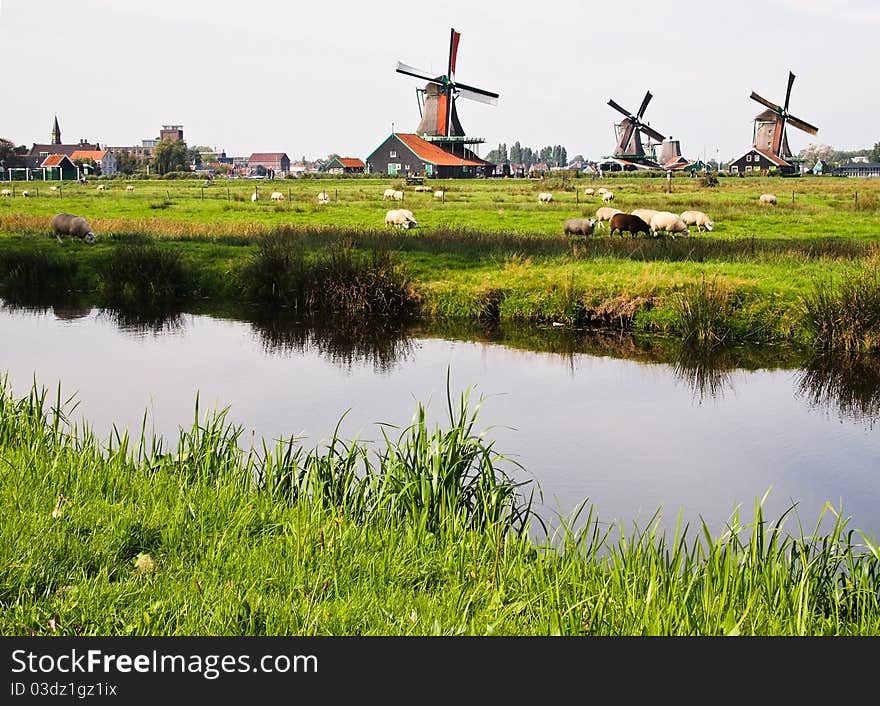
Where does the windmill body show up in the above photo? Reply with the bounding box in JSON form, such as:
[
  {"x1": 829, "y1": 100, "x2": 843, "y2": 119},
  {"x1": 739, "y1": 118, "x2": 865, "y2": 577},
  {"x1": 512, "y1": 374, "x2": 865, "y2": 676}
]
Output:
[{"x1": 601, "y1": 91, "x2": 670, "y2": 170}]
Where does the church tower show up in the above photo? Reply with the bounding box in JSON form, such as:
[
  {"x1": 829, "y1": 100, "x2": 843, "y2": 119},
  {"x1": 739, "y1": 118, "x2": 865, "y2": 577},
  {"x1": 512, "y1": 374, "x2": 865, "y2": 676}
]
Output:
[{"x1": 51, "y1": 116, "x2": 61, "y2": 145}]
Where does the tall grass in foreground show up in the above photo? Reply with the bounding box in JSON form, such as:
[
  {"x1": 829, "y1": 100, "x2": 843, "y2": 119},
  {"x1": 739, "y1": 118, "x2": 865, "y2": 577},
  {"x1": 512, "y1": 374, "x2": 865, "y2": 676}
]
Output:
[
  {"x1": 98, "y1": 244, "x2": 191, "y2": 305},
  {"x1": 801, "y1": 267, "x2": 880, "y2": 353},
  {"x1": 1, "y1": 377, "x2": 879, "y2": 635},
  {"x1": 672, "y1": 276, "x2": 733, "y2": 346}
]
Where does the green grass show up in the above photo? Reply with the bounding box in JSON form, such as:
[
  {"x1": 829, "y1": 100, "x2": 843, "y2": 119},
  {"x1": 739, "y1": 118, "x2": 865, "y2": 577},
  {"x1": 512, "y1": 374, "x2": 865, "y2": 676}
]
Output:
[
  {"x1": 1, "y1": 376, "x2": 878, "y2": 636},
  {"x1": 2, "y1": 174, "x2": 880, "y2": 348}
]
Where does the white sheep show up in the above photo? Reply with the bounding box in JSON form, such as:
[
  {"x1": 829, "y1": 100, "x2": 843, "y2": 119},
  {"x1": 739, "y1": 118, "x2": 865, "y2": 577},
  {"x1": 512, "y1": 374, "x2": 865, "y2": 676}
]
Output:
[
  {"x1": 597, "y1": 187, "x2": 608, "y2": 194},
  {"x1": 126, "y1": 185, "x2": 135, "y2": 192},
  {"x1": 537, "y1": 192, "x2": 554, "y2": 203},
  {"x1": 49, "y1": 185, "x2": 58, "y2": 192},
  {"x1": 270, "y1": 191, "x2": 285, "y2": 201},
  {"x1": 679, "y1": 210, "x2": 714, "y2": 232},
  {"x1": 433, "y1": 190, "x2": 445, "y2": 199},
  {"x1": 563, "y1": 218, "x2": 598, "y2": 237},
  {"x1": 583, "y1": 188, "x2": 594, "y2": 196},
  {"x1": 392, "y1": 190, "x2": 404, "y2": 201},
  {"x1": 96, "y1": 184, "x2": 105, "y2": 191},
  {"x1": 21, "y1": 190, "x2": 30, "y2": 197},
  {"x1": 383, "y1": 188, "x2": 397, "y2": 200},
  {"x1": 631, "y1": 208, "x2": 659, "y2": 224},
  {"x1": 602, "y1": 191, "x2": 614, "y2": 203},
  {"x1": 385, "y1": 208, "x2": 418, "y2": 229},
  {"x1": 0, "y1": 189, "x2": 11, "y2": 197},
  {"x1": 317, "y1": 191, "x2": 330, "y2": 204},
  {"x1": 594, "y1": 206, "x2": 622, "y2": 227},
  {"x1": 413, "y1": 185, "x2": 431, "y2": 192},
  {"x1": 650, "y1": 211, "x2": 690, "y2": 238},
  {"x1": 759, "y1": 193, "x2": 777, "y2": 205}
]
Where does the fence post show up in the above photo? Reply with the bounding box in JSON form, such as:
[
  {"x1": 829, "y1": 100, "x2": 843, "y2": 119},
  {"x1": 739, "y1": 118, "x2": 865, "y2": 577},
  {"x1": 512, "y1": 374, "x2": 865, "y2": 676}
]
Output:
[
  {"x1": 166, "y1": 190, "x2": 171, "y2": 200},
  {"x1": 59, "y1": 186, "x2": 62, "y2": 200},
  {"x1": 855, "y1": 191, "x2": 858, "y2": 208},
  {"x1": 227, "y1": 187, "x2": 230, "y2": 201},
  {"x1": 201, "y1": 186, "x2": 204, "y2": 200},
  {"x1": 288, "y1": 187, "x2": 291, "y2": 202},
  {"x1": 335, "y1": 188, "x2": 338, "y2": 202}
]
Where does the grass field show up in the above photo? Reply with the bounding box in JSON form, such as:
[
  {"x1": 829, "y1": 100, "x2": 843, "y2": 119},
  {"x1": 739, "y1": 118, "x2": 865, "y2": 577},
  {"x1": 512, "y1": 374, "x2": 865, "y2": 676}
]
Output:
[{"x1": 2, "y1": 174, "x2": 880, "y2": 348}]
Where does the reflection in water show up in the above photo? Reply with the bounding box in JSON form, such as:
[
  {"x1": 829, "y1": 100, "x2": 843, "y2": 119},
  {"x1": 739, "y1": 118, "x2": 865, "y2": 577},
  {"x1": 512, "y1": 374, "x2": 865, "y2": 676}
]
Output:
[
  {"x1": 96, "y1": 306, "x2": 186, "y2": 336},
  {"x1": 673, "y1": 344, "x2": 737, "y2": 402},
  {"x1": 798, "y1": 354, "x2": 880, "y2": 428},
  {"x1": 248, "y1": 311, "x2": 417, "y2": 373}
]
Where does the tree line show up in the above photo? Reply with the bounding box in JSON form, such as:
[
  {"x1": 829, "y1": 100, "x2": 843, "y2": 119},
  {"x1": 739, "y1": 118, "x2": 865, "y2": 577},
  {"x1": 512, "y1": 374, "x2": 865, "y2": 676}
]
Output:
[{"x1": 485, "y1": 142, "x2": 572, "y2": 169}]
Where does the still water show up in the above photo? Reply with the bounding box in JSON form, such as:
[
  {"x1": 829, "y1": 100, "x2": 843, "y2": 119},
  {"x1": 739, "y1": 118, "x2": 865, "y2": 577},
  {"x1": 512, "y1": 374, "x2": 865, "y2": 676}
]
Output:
[{"x1": 2, "y1": 301, "x2": 878, "y2": 539}]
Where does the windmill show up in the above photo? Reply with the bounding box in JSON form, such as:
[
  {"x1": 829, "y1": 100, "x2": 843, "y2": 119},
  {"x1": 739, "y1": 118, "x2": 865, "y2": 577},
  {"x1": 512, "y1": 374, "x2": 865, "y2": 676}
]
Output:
[
  {"x1": 607, "y1": 91, "x2": 666, "y2": 163},
  {"x1": 749, "y1": 71, "x2": 818, "y2": 161},
  {"x1": 395, "y1": 28, "x2": 499, "y2": 142}
]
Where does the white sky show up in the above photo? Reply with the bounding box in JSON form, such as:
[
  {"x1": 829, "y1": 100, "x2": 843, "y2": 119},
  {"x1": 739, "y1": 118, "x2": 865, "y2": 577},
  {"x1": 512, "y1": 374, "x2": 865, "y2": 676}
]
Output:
[{"x1": 2, "y1": 0, "x2": 878, "y2": 162}]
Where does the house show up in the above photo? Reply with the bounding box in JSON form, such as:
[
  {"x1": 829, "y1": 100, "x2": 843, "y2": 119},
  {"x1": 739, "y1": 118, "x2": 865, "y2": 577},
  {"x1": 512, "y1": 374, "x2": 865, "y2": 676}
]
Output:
[
  {"x1": 40, "y1": 154, "x2": 78, "y2": 180},
  {"x1": 247, "y1": 152, "x2": 290, "y2": 177},
  {"x1": 833, "y1": 161, "x2": 880, "y2": 178},
  {"x1": 70, "y1": 149, "x2": 117, "y2": 176},
  {"x1": 322, "y1": 156, "x2": 365, "y2": 174},
  {"x1": 727, "y1": 147, "x2": 791, "y2": 175},
  {"x1": 365, "y1": 133, "x2": 493, "y2": 178},
  {"x1": 812, "y1": 160, "x2": 827, "y2": 175}
]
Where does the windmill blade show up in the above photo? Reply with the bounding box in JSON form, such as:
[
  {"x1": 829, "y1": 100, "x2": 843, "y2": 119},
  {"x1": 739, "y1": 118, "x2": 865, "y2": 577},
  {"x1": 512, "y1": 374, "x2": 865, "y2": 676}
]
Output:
[
  {"x1": 448, "y1": 28, "x2": 461, "y2": 80},
  {"x1": 453, "y1": 80, "x2": 499, "y2": 100},
  {"x1": 784, "y1": 71, "x2": 796, "y2": 111},
  {"x1": 456, "y1": 86, "x2": 499, "y2": 106},
  {"x1": 608, "y1": 99, "x2": 634, "y2": 120},
  {"x1": 396, "y1": 61, "x2": 442, "y2": 84},
  {"x1": 639, "y1": 124, "x2": 666, "y2": 143},
  {"x1": 637, "y1": 91, "x2": 652, "y2": 118},
  {"x1": 617, "y1": 121, "x2": 636, "y2": 152},
  {"x1": 750, "y1": 91, "x2": 782, "y2": 114},
  {"x1": 785, "y1": 114, "x2": 819, "y2": 135}
]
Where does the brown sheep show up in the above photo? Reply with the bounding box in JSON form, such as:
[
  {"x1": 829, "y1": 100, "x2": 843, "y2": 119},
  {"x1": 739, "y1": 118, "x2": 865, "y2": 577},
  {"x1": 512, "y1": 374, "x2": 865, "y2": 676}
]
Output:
[{"x1": 609, "y1": 213, "x2": 650, "y2": 238}]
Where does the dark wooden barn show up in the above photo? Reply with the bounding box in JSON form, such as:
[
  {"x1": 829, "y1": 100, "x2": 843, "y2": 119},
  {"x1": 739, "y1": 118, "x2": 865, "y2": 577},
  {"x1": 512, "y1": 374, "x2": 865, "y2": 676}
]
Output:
[
  {"x1": 728, "y1": 147, "x2": 793, "y2": 175},
  {"x1": 365, "y1": 133, "x2": 493, "y2": 178}
]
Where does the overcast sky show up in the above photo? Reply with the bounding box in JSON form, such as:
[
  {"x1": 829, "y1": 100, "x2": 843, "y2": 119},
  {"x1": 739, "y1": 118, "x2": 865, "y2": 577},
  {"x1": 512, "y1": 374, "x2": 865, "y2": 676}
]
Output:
[{"x1": 2, "y1": 0, "x2": 878, "y2": 162}]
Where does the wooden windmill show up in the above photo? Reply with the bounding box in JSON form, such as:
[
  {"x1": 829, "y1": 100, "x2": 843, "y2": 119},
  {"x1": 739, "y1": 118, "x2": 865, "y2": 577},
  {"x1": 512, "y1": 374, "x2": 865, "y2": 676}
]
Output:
[
  {"x1": 749, "y1": 71, "x2": 818, "y2": 160},
  {"x1": 396, "y1": 28, "x2": 499, "y2": 141},
  {"x1": 607, "y1": 91, "x2": 666, "y2": 163}
]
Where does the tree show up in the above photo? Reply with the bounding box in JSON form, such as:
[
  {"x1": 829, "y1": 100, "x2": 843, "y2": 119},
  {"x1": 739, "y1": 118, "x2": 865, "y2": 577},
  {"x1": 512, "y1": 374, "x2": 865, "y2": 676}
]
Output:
[
  {"x1": 187, "y1": 146, "x2": 202, "y2": 169},
  {"x1": 0, "y1": 138, "x2": 26, "y2": 168},
  {"x1": 153, "y1": 139, "x2": 190, "y2": 174},
  {"x1": 798, "y1": 143, "x2": 835, "y2": 169},
  {"x1": 871, "y1": 142, "x2": 880, "y2": 164},
  {"x1": 114, "y1": 150, "x2": 139, "y2": 175}
]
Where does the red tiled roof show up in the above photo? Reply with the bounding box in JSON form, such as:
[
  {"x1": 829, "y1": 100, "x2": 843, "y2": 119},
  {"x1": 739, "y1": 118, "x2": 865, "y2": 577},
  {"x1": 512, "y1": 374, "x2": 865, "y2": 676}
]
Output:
[
  {"x1": 753, "y1": 148, "x2": 790, "y2": 167},
  {"x1": 338, "y1": 157, "x2": 364, "y2": 168},
  {"x1": 394, "y1": 134, "x2": 488, "y2": 167},
  {"x1": 248, "y1": 153, "x2": 288, "y2": 161},
  {"x1": 41, "y1": 154, "x2": 71, "y2": 167},
  {"x1": 69, "y1": 149, "x2": 107, "y2": 161}
]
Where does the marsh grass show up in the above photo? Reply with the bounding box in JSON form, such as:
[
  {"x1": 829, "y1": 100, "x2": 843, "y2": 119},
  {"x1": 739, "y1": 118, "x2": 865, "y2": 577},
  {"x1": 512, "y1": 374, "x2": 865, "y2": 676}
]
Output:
[
  {"x1": 1, "y1": 376, "x2": 878, "y2": 635},
  {"x1": 0, "y1": 248, "x2": 78, "y2": 298},
  {"x1": 801, "y1": 267, "x2": 880, "y2": 353},
  {"x1": 98, "y1": 244, "x2": 192, "y2": 305},
  {"x1": 673, "y1": 276, "x2": 733, "y2": 345}
]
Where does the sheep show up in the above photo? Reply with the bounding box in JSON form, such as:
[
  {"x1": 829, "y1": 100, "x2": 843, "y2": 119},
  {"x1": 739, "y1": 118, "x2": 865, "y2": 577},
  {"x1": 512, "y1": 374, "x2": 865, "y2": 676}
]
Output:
[
  {"x1": 126, "y1": 185, "x2": 135, "y2": 192},
  {"x1": 759, "y1": 193, "x2": 777, "y2": 205},
  {"x1": 270, "y1": 191, "x2": 285, "y2": 201},
  {"x1": 21, "y1": 190, "x2": 30, "y2": 197},
  {"x1": 679, "y1": 210, "x2": 714, "y2": 232},
  {"x1": 1, "y1": 189, "x2": 12, "y2": 197},
  {"x1": 383, "y1": 188, "x2": 397, "y2": 200},
  {"x1": 413, "y1": 185, "x2": 432, "y2": 192},
  {"x1": 594, "y1": 206, "x2": 622, "y2": 228},
  {"x1": 317, "y1": 191, "x2": 330, "y2": 204},
  {"x1": 631, "y1": 208, "x2": 659, "y2": 224},
  {"x1": 433, "y1": 190, "x2": 445, "y2": 199},
  {"x1": 51, "y1": 212, "x2": 97, "y2": 244},
  {"x1": 537, "y1": 192, "x2": 554, "y2": 203},
  {"x1": 583, "y1": 188, "x2": 594, "y2": 196},
  {"x1": 251, "y1": 191, "x2": 258, "y2": 203},
  {"x1": 384, "y1": 208, "x2": 418, "y2": 230},
  {"x1": 650, "y1": 211, "x2": 690, "y2": 238},
  {"x1": 563, "y1": 217, "x2": 597, "y2": 237},
  {"x1": 597, "y1": 187, "x2": 608, "y2": 194},
  {"x1": 392, "y1": 190, "x2": 404, "y2": 201},
  {"x1": 49, "y1": 185, "x2": 58, "y2": 192},
  {"x1": 96, "y1": 184, "x2": 105, "y2": 191},
  {"x1": 609, "y1": 213, "x2": 650, "y2": 238},
  {"x1": 602, "y1": 191, "x2": 615, "y2": 203}
]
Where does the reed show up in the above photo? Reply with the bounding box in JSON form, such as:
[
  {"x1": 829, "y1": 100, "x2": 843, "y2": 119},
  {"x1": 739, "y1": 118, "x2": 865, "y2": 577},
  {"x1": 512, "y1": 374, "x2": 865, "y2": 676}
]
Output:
[
  {"x1": 98, "y1": 244, "x2": 192, "y2": 305},
  {"x1": 801, "y1": 267, "x2": 880, "y2": 353},
  {"x1": 672, "y1": 275, "x2": 733, "y2": 345}
]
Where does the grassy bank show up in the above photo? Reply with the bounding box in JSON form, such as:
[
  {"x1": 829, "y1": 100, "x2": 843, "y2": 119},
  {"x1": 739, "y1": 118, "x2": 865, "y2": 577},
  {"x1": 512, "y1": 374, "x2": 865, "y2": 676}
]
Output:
[
  {"x1": 1, "y1": 378, "x2": 878, "y2": 636},
  {"x1": 2, "y1": 175, "x2": 880, "y2": 349}
]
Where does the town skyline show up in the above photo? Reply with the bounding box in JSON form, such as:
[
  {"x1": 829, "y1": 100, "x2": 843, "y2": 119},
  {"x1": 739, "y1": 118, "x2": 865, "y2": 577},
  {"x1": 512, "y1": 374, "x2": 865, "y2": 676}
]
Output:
[{"x1": 2, "y1": 0, "x2": 879, "y2": 164}]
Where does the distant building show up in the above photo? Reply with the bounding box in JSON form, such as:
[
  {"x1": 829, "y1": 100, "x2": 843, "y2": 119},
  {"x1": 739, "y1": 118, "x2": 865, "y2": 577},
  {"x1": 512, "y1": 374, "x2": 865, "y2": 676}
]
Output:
[
  {"x1": 40, "y1": 154, "x2": 78, "y2": 180},
  {"x1": 833, "y1": 161, "x2": 880, "y2": 178},
  {"x1": 727, "y1": 147, "x2": 790, "y2": 174},
  {"x1": 70, "y1": 149, "x2": 117, "y2": 176},
  {"x1": 322, "y1": 156, "x2": 365, "y2": 174},
  {"x1": 160, "y1": 125, "x2": 184, "y2": 142},
  {"x1": 248, "y1": 152, "x2": 290, "y2": 176},
  {"x1": 365, "y1": 133, "x2": 493, "y2": 178}
]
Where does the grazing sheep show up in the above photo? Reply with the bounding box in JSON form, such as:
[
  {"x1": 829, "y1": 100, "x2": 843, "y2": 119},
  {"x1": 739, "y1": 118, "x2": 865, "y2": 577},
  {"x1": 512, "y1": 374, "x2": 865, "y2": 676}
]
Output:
[
  {"x1": 96, "y1": 184, "x2": 105, "y2": 191},
  {"x1": 317, "y1": 191, "x2": 330, "y2": 204},
  {"x1": 383, "y1": 188, "x2": 397, "y2": 200},
  {"x1": 21, "y1": 190, "x2": 30, "y2": 197},
  {"x1": 126, "y1": 185, "x2": 135, "y2": 192},
  {"x1": 583, "y1": 188, "x2": 594, "y2": 196},
  {"x1": 538, "y1": 192, "x2": 554, "y2": 203},
  {"x1": 49, "y1": 185, "x2": 58, "y2": 192},
  {"x1": 631, "y1": 208, "x2": 659, "y2": 224},
  {"x1": 270, "y1": 191, "x2": 285, "y2": 201},
  {"x1": 384, "y1": 208, "x2": 418, "y2": 230},
  {"x1": 609, "y1": 213, "x2": 650, "y2": 238},
  {"x1": 680, "y1": 210, "x2": 714, "y2": 232},
  {"x1": 563, "y1": 217, "x2": 597, "y2": 237},
  {"x1": 759, "y1": 193, "x2": 778, "y2": 205},
  {"x1": 595, "y1": 206, "x2": 623, "y2": 228},
  {"x1": 650, "y1": 211, "x2": 690, "y2": 238},
  {"x1": 1, "y1": 189, "x2": 12, "y2": 197},
  {"x1": 597, "y1": 187, "x2": 608, "y2": 194},
  {"x1": 602, "y1": 191, "x2": 615, "y2": 203},
  {"x1": 392, "y1": 190, "x2": 404, "y2": 201},
  {"x1": 413, "y1": 185, "x2": 432, "y2": 192},
  {"x1": 433, "y1": 190, "x2": 445, "y2": 199},
  {"x1": 51, "y1": 212, "x2": 97, "y2": 244}
]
